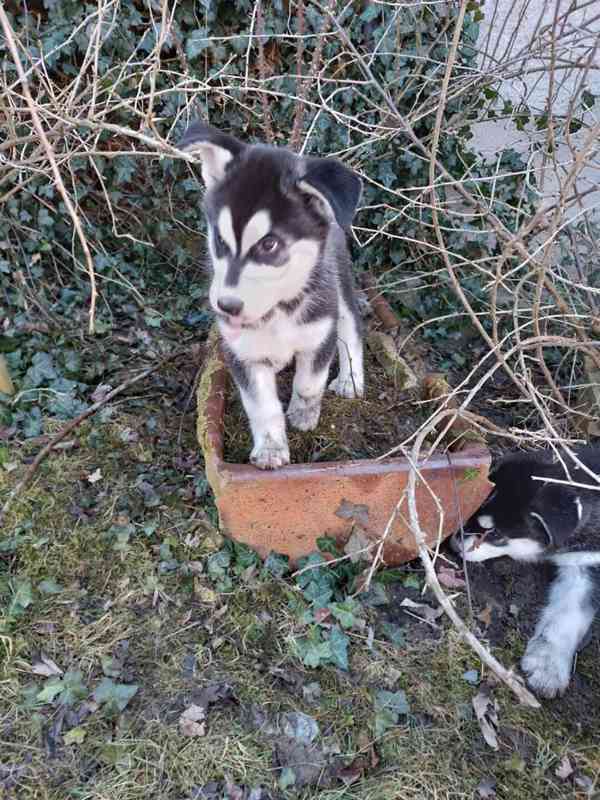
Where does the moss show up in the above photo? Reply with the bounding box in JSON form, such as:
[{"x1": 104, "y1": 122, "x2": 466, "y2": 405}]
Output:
[
  {"x1": 2, "y1": 388, "x2": 599, "y2": 800},
  {"x1": 222, "y1": 343, "x2": 426, "y2": 464}
]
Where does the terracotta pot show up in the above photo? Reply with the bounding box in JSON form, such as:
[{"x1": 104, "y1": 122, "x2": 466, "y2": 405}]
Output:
[{"x1": 197, "y1": 333, "x2": 492, "y2": 565}]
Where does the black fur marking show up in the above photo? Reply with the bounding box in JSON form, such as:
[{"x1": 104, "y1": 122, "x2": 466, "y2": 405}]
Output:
[
  {"x1": 224, "y1": 260, "x2": 244, "y2": 288},
  {"x1": 301, "y1": 157, "x2": 362, "y2": 229},
  {"x1": 178, "y1": 121, "x2": 245, "y2": 161},
  {"x1": 278, "y1": 293, "x2": 305, "y2": 315},
  {"x1": 222, "y1": 345, "x2": 251, "y2": 394},
  {"x1": 312, "y1": 321, "x2": 337, "y2": 374},
  {"x1": 467, "y1": 444, "x2": 600, "y2": 553}
]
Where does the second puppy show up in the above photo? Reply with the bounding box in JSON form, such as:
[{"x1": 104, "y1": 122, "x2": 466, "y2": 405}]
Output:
[{"x1": 452, "y1": 445, "x2": 600, "y2": 698}]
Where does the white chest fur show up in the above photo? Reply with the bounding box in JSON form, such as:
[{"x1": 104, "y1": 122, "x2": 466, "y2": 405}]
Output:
[{"x1": 219, "y1": 308, "x2": 333, "y2": 371}]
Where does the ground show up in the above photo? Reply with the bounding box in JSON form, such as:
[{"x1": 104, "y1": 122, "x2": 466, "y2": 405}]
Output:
[{"x1": 2, "y1": 355, "x2": 600, "y2": 800}]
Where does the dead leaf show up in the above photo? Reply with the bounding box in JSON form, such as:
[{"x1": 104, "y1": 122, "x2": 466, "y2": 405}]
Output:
[
  {"x1": 86, "y1": 468, "x2": 102, "y2": 484},
  {"x1": 91, "y1": 384, "x2": 113, "y2": 404},
  {"x1": 399, "y1": 598, "x2": 443, "y2": 624},
  {"x1": 335, "y1": 499, "x2": 369, "y2": 527},
  {"x1": 555, "y1": 755, "x2": 574, "y2": 781},
  {"x1": 476, "y1": 777, "x2": 497, "y2": 798},
  {"x1": 477, "y1": 605, "x2": 493, "y2": 627},
  {"x1": 472, "y1": 683, "x2": 499, "y2": 750},
  {"x1": 179, "y1": 705, "x2": 206, "y2": 738},
  {"x1": 31, "y1": 654, "x2": 63, "y2": 677},
  {"x1": 437, "y1": 566, "x2": 466, "y2": 589},
  {"x1": 343, "y1": 529, "x2": 373, "y2": 563}
]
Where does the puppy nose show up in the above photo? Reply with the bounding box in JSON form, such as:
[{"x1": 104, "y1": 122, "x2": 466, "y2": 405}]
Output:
[{"x1": 217, "y1": 297, "x2": 244, "y2": 316}]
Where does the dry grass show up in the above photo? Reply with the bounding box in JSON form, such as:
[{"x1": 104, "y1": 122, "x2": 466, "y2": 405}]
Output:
[{"x1": 2, "y1": 410, "x2": 600, "y2": 798}]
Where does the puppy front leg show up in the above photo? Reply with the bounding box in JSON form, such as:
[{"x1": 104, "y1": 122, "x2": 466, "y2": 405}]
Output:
[
  {"x1": 287, "y1": 327, "x2": 337, "y2": 432},
  {"x1": 238, "y1": 363, "x2": 290, "y2": 470},
  {"x1": 329, "y1": 297, "x2": 364, "y2": 399},
  {"x1": 521, "y1": 566, "x2": 595, "y2": 697}
]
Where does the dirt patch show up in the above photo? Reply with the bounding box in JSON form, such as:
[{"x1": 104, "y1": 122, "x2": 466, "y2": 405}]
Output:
[
  {"x1": 223, "y1": 341, "x2": 425, "y2": 464},
  {"x1": 463, "y1": 556, "x2": 600, "y2": 734},
  {"x1": 381, "y1": 551, "x2": 600, "y2": 738}
]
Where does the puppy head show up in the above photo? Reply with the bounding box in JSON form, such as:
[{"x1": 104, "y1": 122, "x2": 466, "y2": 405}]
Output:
[
  {"x1": 452, "y1": 451, "x2": 582, "y2": 563},
  {"x1": 178, "y1": 122, "x2": 362, "y2": 328}
]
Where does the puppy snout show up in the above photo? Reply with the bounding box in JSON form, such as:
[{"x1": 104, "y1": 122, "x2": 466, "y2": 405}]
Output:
[{"x1": 217, "y1": 296, "x2": 244, "y2": 317}]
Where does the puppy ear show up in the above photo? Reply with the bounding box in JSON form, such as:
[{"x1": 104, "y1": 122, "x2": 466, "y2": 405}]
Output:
[
  {"x1": 529, "y1": 484, "x2": 581, "y2": 549},
  {"x1": 298, "y1": 158, "x2": 362, "y2": 228},
  {"x1": 178, "y1": 121, "x2": 245, "y2": 188}
]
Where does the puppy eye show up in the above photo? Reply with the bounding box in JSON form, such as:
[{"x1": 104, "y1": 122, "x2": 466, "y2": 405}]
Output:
[{"x1": 257, "y1": 235, "x2": 280, "y2": 255}]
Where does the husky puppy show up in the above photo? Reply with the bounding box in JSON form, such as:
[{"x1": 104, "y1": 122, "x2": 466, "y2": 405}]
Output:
[
  {"x1": 179, "y1": 122, "x2": 363, "y2": 469},
  {"x1": 451, "y1": 445, "x2": 600, "y2": 698}
]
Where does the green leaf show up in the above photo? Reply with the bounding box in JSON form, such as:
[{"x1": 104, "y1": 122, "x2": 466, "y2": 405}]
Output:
[
  {"x1": 64, "y1": 726, "x2": 87, "y2": 745},
  {"x1": 37, "y1": 677, "x2": 65, "y2": 704},
  {"x1": 293, "y1": 628, "x2": 331, "y2": 668},
  {"x1": 374, "y1": 689, "x2": 409, "y2": 737},
  {"x1": 279, "y1": 767, "x2": 296, "y2": 789},
  {"x1": 24, "y1": 351, "x2": 57, "y2": 388},
  {"x1": 101, "y1": 655, "x2": 123, "y2": 678},
  {"x1": 207, "y1": 549, "x2": 231, "y2": 580},
  {"x1": 93, "y1": 678, "x2": 139, "y2": 715},
  {"x1": 328, "y1": 599, "x2": 363, "y2": 629},
  {"x1": 36, "y1": 670, "x2": 88, "y2": 707},
  {"x1": 263, "y1": 551, "x2": 290, "y2": 578},
  {"x1": 381, "y1": 622, "x2": 406, "y2": 648},
  {"x1": 114, "y1": 157, "x2": 136, "y2": 185},
  {"x1": 403, "y1": 574, "x2": 422, "y2": 589},
  {"x1": 328, "y1": 625, "x2": 349, "y2": 670},
  {"x1": 58, "y1": 670, "x2": 89, "y2": 706},
  {"x1": 38, "y1": 578, "x2": 64, "y2": 594},
  {"x1": 186, "y1": 30, "x2": 210, "y2": 60},
  {"x1": 9, "y1": 578, "x2": 34, "y2": 617}
]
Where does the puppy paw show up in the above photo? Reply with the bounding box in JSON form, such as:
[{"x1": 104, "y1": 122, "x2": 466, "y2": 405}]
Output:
[
  {"x1": 329, "y1": 374, "x2": 364, "y2": 399},
  {"x1": 250, "y1": 435, "x2": 290, "y2": 470},
  {"x1": 521, "y1": 636, "x2": 572, "y2": 698},
  {"x1": 286, "y1": 398, "x2": 321, "y2": 431}
]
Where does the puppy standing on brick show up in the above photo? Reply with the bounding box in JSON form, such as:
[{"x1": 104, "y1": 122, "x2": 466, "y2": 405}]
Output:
[
  {"x1": 179, "y1": 122, "x2": 363, "y2": 470},
  {"x1": 452, "y1": 445, "x2": 600, "y2": 698}
]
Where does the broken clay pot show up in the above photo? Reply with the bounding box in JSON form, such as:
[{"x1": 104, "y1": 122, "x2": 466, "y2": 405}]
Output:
[{"x1": 196, "y1": 335, "x2": 492, "y2": 566}]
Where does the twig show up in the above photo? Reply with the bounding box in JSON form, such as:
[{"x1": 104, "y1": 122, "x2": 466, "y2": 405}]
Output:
[
  {"x1": 0, "y1": 5, "x2": 98, "y2": 335},
  {"x1": 405, "y1": 413, "x2": 541, "y2": 708},
  {"x1": 256, "y1": 1, "x2": 275, "y2": 145}
]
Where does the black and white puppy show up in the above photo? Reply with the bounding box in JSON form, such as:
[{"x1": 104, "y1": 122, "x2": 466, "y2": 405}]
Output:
[
  {"x1": 451, "y1": 445, "x2": 600, "y2": 698},
  {"x1": 179, "y1": 122, "x2": 363, "y2": 470}
]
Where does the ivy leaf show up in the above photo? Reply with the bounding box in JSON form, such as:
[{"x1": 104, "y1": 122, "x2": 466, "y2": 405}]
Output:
[
  {"x1": 37, "y1": 670, "x2": 88, "y2": 706},
  {"x1": 295, "y1": 553, "x2": 335, "y2": 607},
  {"x1": 114, "y1": 157, "x2": 136, "y2": 185},
  {"x1": 36, "y1": 677, "x2": 65, "y2": 704},
  {"x1": 9, "y1": 578, "x2": 34, "y2": 617},
  {"x1": 293, "y1": 628, "x2": 331, "y2": 668},
  {"x1": 328, "y1": 599, "x2": 363, "y2": 630},
  {"x1": 38, "y1": 578, "x2": 64, "y2": 595},
  {"x1": 186, "y1": 30, "x2": 210, "y2": 60},
  {"x1": 24, "y1": 351, "x2": 57, "y2": 388},
  {"x1": 381, "y1": 622, "x2": 406, "y2": 648},
  {"x1": 374, "y1": 690, "x2": 410, "y2": 737},
  {"x1": 263, "y1": 551, "x2": 290, "y2": 579},
  {"x1": 93, "y1": 678, "x2": 139, "y2": 716},
  {"x1": 328, "y1": 625, "x2": 349, "y2": 670}
]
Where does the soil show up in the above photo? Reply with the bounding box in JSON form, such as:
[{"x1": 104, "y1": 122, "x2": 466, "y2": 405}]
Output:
[
  {"x1": 222, "y1": 339, "x2": 425, "y2": 464},
  {"x1": 464, "y1": 556, "x2": 600, "y2": 734},
  {"x1": 382, "y1": 552, "x2": 600, "y2": 737}
]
